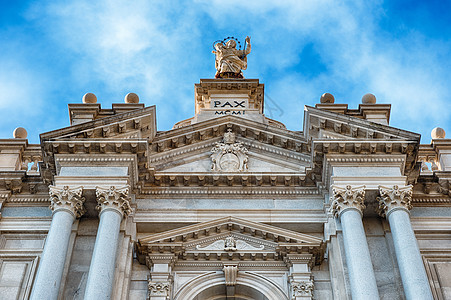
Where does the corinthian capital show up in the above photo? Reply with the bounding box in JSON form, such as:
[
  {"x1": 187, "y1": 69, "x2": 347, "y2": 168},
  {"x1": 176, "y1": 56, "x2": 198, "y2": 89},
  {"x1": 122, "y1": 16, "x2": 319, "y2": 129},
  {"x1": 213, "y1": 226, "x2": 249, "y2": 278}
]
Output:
[
  {"x1": 96, "y1": 186, "x2": 132, "y2": 218},
  {"x1": 147, "y1": 281, "x2": 170, "y2": 299},
  {"x1": 377, "y1": 185, "x2": 413, "y2": 218},
  {"x1": 292, "y1": 280, "x2": 314, "y2": 298},
  {"x1": 49, "y1": 186, "x2": 85, "y2": 218},
  {"x1": 330, "y1": 185, "x2": 366, "y2": 217}
]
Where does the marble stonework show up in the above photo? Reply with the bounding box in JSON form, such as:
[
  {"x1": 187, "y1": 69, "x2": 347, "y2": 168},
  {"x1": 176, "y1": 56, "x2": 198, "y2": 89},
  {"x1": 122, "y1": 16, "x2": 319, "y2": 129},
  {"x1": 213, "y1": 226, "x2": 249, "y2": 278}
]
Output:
[{"x1": 0, "y1": 78, "x2": 450, "y2": 300}]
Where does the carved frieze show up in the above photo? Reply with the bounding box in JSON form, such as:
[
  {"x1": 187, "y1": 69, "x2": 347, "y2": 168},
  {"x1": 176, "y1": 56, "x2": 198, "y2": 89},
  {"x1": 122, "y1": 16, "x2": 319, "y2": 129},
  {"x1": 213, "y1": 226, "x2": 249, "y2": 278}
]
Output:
[
  {"x1": 96, "y1": 186, "x2": 132, "y2": 217},
  {"x1": 330, "y1": 185, "x2": 366, "y2": 217},
  {"x1": 211, "y1": 129, "x2": 248, "y2": 172},
  {"x1": 49, "y1": 185, "x2": 85, "y2": 218},
  {"x1": 377, "y1": 185, "x2": 413, "y2": 217}
]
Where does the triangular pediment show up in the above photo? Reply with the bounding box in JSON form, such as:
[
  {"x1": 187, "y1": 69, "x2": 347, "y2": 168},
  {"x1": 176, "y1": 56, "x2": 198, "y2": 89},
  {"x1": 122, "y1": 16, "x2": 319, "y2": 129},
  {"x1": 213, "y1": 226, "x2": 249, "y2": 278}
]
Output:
[
  {"x1": 139, "y1": 216, "x2": 322, "y2": 245},
  {"x1": 149, "y1": 116, "x2": 310, "y2": 177},
  {"x1": 40, "y1": 106, "x2": 156, "y2": 141},
  {"x1": 305, "y1": 106, "x2": 420, "y2": 141},
  {"x1": 138, "y1": 217, "x2": 324, "y2": 263}
]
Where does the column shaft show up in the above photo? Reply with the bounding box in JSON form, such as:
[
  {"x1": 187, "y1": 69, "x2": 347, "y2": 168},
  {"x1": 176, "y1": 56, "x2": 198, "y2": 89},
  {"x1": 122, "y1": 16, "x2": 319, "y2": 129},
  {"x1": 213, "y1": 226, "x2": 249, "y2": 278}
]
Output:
[
  {"x1": 388, "y1": 209, "x2": 433, "y2": 300},
  {"x1": 84, "y1": 209, "x2": 122, "y2": 300},
  {"x1": 340, "y1": 209, "x2": 379, "y2": 300},
  {"x1": 30, "y1": 209, "x2": 75, "y2": 300}
]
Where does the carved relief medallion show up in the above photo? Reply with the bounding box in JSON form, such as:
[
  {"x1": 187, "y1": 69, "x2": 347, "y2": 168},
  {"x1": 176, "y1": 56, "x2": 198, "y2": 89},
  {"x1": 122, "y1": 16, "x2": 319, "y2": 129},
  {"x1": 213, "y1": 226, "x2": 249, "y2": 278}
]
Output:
[{"x1": 211, "y1": 129, "x2": 248, "y2": 172}]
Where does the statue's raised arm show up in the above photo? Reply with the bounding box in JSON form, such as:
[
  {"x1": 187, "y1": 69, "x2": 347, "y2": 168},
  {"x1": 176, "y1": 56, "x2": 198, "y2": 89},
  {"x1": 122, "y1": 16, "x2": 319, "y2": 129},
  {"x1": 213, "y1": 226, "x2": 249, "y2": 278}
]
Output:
[
  {"x1": 244, "y1": 36, "x2": 251, "y2": 56},
  {"x1": 213, "y1": 36, "x2": 251, "y2": 79}
]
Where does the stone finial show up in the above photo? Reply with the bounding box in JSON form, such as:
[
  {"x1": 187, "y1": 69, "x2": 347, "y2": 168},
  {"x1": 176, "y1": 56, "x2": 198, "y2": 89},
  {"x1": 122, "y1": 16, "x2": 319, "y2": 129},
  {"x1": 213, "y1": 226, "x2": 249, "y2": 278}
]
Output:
[
  {"x1": 13, "y1": 127, "x2": 27, "y2": 139},
  {"x1": 125, "y1": 92, "x2": 139, "y2": 104},
  {"x1": 320, "y1": 93, "x2": 335, "y2": 104},
  {"x1": 49, "y1": 186, "x2": 86, "y2": 218},
  {"x1": 82, "y1": 93, "x2": 97, "y2": 104},
  {"x1": 95, "y1": 186, "x2": 132, "y2": 218},
  {"x1": 330, "y1": 185, "x2": 366, "y2": 217},
  {"x1": 361, "y1": 93, "x2": 376, "y2": 104},
  {"x1": 431, "y1": 127, "x2": 446, "y2": 139},
  {"x1": 377, "y1": 185, "x2": 413, "y2": 218}
]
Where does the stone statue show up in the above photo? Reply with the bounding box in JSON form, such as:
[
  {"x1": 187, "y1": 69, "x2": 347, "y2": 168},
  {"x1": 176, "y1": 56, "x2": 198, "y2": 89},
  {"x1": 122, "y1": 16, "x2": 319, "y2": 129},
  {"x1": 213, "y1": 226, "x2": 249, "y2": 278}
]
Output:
[{"x1": 213, "y1": 36, "x2": 251, "y2": 78}]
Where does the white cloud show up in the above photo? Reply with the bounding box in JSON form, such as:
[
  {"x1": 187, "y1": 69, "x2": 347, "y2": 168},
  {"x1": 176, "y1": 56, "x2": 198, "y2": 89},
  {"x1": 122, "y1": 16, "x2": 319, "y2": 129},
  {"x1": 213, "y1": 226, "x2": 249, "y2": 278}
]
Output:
[{"x1": 1, "y1": 0, "x2": 448, "y2": 140}]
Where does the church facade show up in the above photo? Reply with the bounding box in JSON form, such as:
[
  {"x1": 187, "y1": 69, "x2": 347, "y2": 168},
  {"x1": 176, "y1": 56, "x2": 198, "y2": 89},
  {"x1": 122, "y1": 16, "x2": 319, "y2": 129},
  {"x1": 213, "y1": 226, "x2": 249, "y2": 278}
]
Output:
[{"x1": 0, "y1": 77, "x2": 450, "y2": 300}]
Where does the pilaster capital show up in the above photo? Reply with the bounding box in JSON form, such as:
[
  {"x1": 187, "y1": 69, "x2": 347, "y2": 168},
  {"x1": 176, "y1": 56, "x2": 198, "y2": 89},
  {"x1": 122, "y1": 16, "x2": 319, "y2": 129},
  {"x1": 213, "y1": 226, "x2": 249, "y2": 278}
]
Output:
[
  {"x1": 95, "y1": 186, "x2": 132, "y2": 218},
  {"x1": 147, "y1": 281, "x2": 170, "y2": 299},
  {"x1": 291, "y1": 280, "x2": 314, "y2": 299},
  {"x1": 377, "y1": 185, "x2": 413, "y2": 218},
  {"x1": 49, "y1": 186, "x2": 85, "y2": 218},
  {"x1": 330, "y1": 185, "x2": 366, "y2": 218}
]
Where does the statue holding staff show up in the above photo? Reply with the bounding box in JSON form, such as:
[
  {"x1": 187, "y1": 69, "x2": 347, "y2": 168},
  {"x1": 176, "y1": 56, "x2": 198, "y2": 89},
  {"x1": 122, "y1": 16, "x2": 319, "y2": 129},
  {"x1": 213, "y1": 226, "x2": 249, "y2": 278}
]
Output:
[{"x1": 212, "y1": 36, "x2": 251, "y2": 78}]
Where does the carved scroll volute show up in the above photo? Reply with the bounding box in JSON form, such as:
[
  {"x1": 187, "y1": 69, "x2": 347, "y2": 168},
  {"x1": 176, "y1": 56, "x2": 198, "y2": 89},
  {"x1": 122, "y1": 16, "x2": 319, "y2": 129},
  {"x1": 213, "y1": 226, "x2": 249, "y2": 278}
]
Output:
[
  {"x1": 377, "y1": 185, "x2": 413, "y2": 218},
  {"x1": 95, "y1": 186, "x2": 132, "y2": 218},
  {"x1": 49, "y1": 186, "x2": 85, "y2": 218},
  {"x1": 330, "y1": 185, "x2": 366, "y2": 217}
]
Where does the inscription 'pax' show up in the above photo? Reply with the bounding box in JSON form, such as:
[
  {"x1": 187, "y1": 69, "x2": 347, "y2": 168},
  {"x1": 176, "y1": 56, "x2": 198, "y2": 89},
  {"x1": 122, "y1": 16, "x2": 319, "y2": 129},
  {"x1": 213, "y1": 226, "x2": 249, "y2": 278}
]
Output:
[{"x1": 213, "y1": 100, "x2": 246, "y2": 108}]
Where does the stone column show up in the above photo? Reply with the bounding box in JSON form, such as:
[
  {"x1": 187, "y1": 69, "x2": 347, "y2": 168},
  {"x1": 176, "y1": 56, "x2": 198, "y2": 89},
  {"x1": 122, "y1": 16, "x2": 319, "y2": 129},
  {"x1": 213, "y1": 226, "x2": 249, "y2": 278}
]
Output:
[
  {"x1": 30, "y1": 186, "x2": 85, "y2": 300},
  {"x1": 84, "y1": 186, "x2": 132, "y2": 300},
  {"x1": 330, "y1": 185, "x2": 379, "y2": 300},
  {"x1": 378, "y1": 185, "x2": 433, "y2": 300}
]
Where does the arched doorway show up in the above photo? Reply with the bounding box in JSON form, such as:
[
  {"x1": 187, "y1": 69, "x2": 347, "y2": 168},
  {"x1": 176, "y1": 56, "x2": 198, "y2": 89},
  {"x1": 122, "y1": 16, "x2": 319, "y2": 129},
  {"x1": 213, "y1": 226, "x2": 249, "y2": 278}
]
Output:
[
  {"x1": 174, "y1": 271, "x2": 288, "y2": 300},
  {"x1": 192, "y1": 284, "x2": 268, "y2": 300}
]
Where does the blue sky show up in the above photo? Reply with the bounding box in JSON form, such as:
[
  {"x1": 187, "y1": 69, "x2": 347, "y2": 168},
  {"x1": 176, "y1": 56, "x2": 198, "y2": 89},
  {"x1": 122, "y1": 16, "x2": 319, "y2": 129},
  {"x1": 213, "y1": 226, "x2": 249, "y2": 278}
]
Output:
[{"x1": 1, "y1": 0, "x2": 450, "y2": 143}]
